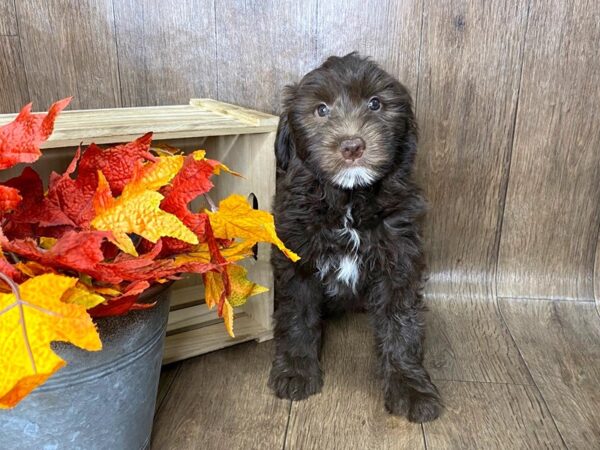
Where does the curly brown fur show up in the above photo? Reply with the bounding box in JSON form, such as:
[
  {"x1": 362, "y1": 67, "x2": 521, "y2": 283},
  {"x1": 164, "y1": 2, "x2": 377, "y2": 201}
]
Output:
[{"x1": 269, "y1": 53, "x2": 442, "y2": 422}]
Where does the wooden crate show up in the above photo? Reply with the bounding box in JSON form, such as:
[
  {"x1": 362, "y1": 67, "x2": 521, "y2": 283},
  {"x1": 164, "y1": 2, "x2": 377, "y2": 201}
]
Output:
[{"x1": 0, "y1": 99, "x2": 279, "y2": 364}]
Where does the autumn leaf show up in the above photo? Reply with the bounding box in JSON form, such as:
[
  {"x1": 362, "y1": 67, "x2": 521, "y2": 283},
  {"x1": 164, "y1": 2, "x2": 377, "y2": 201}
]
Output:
[
  {"x1": 77, "y1": 133, "x2": 155, "y2": 196},
  {"x1": 91, "y1": 161, "x2": 198, "y2": 256},
  {"x1": 222, "y1": 299, "x2": 234, "y2": 337},
  {"x1": 61, "y1": 284, "x2": 106, "y2": 309},
  {"x1": 206, "y1": 194, "x2": 300, "y2": 262},
  {"x1": 202, "y1": 263, "x2": 268, "y2": 336},
  {"x1": 0, "y1": 230, "x2": 110, "y2": 275},
  {"x1": 0, "y1": 185, "x2": 21, "y2": 212},
  {"x1": 0, "y1": 273, "x2": 101, "y2": 408},
  {"x1": 0, "y1": 98, "x2": 71, "y2": 170}
]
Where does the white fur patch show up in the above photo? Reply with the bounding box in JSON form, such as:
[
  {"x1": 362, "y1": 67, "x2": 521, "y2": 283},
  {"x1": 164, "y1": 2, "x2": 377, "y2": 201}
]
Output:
[
  {"x1": 336, "y1": 206, "x2": 360, "y2": 251},
  {"x1": 331, "y1": 166, "x2": 377, "y2": 189},
  {"x1": 335, "y1": 255, "x2": 360, "y2": 290}
]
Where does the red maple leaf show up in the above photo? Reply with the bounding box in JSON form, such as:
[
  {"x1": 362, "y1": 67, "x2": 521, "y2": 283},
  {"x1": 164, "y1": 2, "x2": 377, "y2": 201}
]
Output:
[
  {"x1": 0, "y1": 186, "x2": 22, "y2": 213},
  {"x1": 77, "y1": 133, "x2": 155, "y2": 196},
  {"x1": 0, "y1": 230, "x2": 109, "y2": 275},
  {"x1": 0, "y1": 98, "x2": 71, "y2": 169}
]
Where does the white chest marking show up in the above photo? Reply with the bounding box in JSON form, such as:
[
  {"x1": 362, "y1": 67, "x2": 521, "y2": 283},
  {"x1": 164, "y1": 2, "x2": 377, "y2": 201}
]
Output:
[
  {"x1": 335, "y1": 254, "x2": 360, "y2": 289},
  {"x1": 317, "y1": 206, "x2": 362, "y2": 294}
]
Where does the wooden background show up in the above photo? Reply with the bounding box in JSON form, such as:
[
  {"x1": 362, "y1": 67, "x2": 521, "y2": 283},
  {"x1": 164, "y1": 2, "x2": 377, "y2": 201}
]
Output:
[{"x1": 1, "y1": 0, "x2": 599, "y2": 307}]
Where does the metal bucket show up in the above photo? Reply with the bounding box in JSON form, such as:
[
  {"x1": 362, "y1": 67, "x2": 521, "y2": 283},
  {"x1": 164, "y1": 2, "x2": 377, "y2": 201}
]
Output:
[{"x1": 0, "y1": 285, "x2": 172, "y2": 450}]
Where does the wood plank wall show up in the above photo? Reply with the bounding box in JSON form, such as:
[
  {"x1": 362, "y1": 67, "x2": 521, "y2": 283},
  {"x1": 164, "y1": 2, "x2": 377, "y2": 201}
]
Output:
[{"x1": 1, "y1": 0, "x2": 598, "y2": 304}]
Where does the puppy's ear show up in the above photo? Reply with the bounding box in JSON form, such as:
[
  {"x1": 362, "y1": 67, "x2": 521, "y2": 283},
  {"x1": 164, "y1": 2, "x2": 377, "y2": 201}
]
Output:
[
  {"x1": 398, "y1": 101, "x2": 419, "y2": 175},
  {"x1": 275, "y1": 84, "x2": 298, "y2": 172}
]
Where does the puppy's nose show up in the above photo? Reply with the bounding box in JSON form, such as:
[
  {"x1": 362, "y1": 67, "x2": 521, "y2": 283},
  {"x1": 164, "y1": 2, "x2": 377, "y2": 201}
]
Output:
[{"x1": 340, "y1": 137, "x2": 365, "y2": 161}]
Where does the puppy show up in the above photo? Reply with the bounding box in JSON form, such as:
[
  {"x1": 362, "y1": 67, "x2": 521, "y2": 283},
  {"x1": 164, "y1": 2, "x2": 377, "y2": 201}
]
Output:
[{"x1": 269, "y1": 53, "x2": 441, "y2": 423}]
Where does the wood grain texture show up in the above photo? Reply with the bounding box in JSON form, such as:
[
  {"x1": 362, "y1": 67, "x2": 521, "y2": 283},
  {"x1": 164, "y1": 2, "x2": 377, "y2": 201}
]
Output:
[
  {"x1": 497, "y1": 0, "x2": 600, "y2": 301},
  {"x1": 15, "y1": 0, "x2": 121, "y2": 110},
  {"x1": 424, "y1": 298, "x2": 531, "y2": 384},
  {"x1": 0, "y1": 36, "x2": 28, "y2": 113},
  {"x1": 415, "y1": 0, "x2": 528, "y2": 299},
  {"x1": 317, "y1": 0, "x2": 422, "y2": 95},
  {"x1": 113, "y1": 0, "x2": 217, "y2": 107},
  {"x1": 285, "y1": 314, "x2": 425, "y2": 450},
  {"x1": 595, "y1": 237, "x2": 600, "y2": 315},
  {"x1": 215, "y1": 0, "x2": 318, "y2": 114},
  {"x1": 500, "y1": 299, "x2": 600, "y2": 448},
  {"x1": 0, "y1": 0, "x2": 17, "y2": 35},
  {"x1": 0, "y1": 101, "x2": 278, "y2": 148},
  {"x1": 152, "y1": 340, "x2": 289, "y2": 450},
  {"x1": 423, "y1": 380, "x2": 565, "y2": 449}
]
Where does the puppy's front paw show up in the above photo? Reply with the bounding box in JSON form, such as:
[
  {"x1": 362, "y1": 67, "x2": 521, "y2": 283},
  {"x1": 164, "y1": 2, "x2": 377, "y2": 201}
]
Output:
[
  {"x1": 384, "y1": 382, "x2": 411, "y2": 416},
  {"x1": 268, "y1": 361, "x2": 323, "y2": 400},
  {"x1": 407, "y1": 392, "x2": 443, "y2": 423}
]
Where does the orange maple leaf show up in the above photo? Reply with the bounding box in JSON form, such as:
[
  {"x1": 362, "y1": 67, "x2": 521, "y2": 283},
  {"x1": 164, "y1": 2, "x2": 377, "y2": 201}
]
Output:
[
  {"x1": 91, "y1": 155, "x2": 198, "y2": 256},
  {"x1": 206, "y1": 194, "x2": 300, "y2": 262},
  {"x1": 0, "y1": 273, "x2": 102, "y2": 408}
]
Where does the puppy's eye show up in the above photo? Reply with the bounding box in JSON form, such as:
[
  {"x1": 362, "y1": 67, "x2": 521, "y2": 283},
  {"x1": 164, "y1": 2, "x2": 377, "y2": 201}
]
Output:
[
  {"x1": 316, "y1": 103, "x2": 330, "y2": 117},
  {"x1": 368, "y1": 97, "x2": 381, "y2": 111}
]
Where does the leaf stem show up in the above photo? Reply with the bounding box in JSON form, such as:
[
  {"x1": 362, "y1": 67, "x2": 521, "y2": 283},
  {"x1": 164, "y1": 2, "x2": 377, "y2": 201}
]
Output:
[{"x1": 204, "y1": 193, "x2": 218, "y2": 212}]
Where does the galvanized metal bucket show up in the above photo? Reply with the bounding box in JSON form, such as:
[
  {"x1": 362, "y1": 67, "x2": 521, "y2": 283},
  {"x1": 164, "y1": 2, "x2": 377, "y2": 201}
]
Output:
[{"x1": 0, "y1": 285, "x2": 171, "y2": 450}]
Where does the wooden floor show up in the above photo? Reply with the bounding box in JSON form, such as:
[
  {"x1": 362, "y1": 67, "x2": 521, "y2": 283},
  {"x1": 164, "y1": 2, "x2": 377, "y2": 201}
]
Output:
[{"x1": 151, "y1": 298, "x2": 600, "y2": 450}]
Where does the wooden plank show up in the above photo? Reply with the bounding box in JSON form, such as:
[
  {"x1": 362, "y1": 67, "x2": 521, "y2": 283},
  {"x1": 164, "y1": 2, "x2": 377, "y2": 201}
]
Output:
[
  {"x1": 423, "y1": 380, "x2": 565, "y2": 449},
  {"x1": 424, "y1": 297, "x2": 531, "y2": 384},
  {"x1": 152, "y1": 340, "x2": 288, "y2": 450},
  {"x1": 215, "y1": 0, "x2": 318, "y2": 114},
  {"x1": 0, "y1": 36, "x2": 28, "y2": 113},
  {"x1": 0, "y1": 0, "x2": 17, "y2": 35},
  {"x1": 317, "y1": 0, "x2": 422, "y2": 96},
  {"x1": 497, "y1": 0, "x2": 600, "y2": 300},
  {"x1": 415, "y1": 0, "x2": 528, "y2": 298},
  {"x1": 0, "y1": 102, "x2": 278, "y2": 148},
  {"x1": 285, "y1": 314, "x2": 425, "y2": 450},
  {"x1": 113, "y1": 0, "x2": 217, "y2": 107},
  {"x1": 15, "y1": 0, "x2": 121, "y2": 110},
  {"x1": 163, "y1": 314, "x2": 271, "y2": 364},
  {"x1": 500, "y1": 299, "x2": 600, "y2": 448}
]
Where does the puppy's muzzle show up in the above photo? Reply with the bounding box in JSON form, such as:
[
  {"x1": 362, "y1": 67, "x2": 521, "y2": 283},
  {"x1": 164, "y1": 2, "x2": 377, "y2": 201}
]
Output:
[{"x1": 340, "y1": 137, "x2": 365, "y2": 162}]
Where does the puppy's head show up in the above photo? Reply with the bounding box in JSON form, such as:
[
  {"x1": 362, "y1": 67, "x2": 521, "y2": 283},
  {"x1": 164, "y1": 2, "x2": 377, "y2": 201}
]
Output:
[{"x1": 276, "y1": 52, "x2": 417, "y2": 189}]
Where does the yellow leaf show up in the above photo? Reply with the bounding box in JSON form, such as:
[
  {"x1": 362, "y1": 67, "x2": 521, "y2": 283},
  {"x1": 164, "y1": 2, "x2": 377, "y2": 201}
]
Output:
[
  {"x1": 0, "y1": 273, "x2": 102, "y2": 408},
  {"x1": 92, "y1": 287, "x2": 122, "y2": 297},
  {"x1": 130, "y1": 154, "x2": 184, "y2": 192},
  {"x1": 191, "y1": 150, "x2": 206, "y2": 161},
  {"x1": 174, "y1": 240, "x2": 255, "y2": 266},
  {"x1": 91, "y1": 168, "x2": 198, "y2": 256},
  {"x1": 226, "y1": 264, "x2": 268, "y2": 307},
  {"x1": 201, "y1": 264, "x2": 268, "y2": 336},
  {"x1": 61, "y1": 284, "x2": 106, "y2": 309},
  {"x1": 206, "y1": 194, "x2": 300, "y2": 262},
  {"x1": 203, "y1": 270, "x2": 223, "y2": 309},
  {"x1": 39, "y1": 237, "x2": 57, "y2": 250},
  {"x1": 223, "y1": 298, "x2": 234, "y2": 337},
  {"x1": 15, "y1": 261, "x2": 54, "y2": 278}
]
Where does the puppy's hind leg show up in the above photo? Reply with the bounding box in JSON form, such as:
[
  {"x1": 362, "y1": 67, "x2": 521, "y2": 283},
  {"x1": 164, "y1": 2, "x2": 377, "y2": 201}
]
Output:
[
  {"x1": 268, "y1": 273, "x2": 324, "y2": 401},
  {"x1": 368, "y1": 279, "x2": 442, "y2": 423}
]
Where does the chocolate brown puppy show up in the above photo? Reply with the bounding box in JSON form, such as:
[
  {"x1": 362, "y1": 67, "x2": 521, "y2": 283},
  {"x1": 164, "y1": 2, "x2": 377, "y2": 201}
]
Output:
[{"x1": 269, "y1": 53, "x2": 442, "y2": 423}]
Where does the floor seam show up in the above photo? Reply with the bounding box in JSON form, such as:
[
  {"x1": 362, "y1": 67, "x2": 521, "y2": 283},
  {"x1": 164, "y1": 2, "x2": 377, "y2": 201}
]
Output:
[
  {"x1": 431, "y1": 378, "x2": 533, "y2": 387},
  {"x1": 281, "y1": 400, "x2": 292, "y2": 450},
  {"x1": 497, "y1": 295, "x2": 595, "y2": 303},
  {"x1": 496, "y1": 298, "x2": 570, "y2": 449},
  {"x1": 154, "y1": 363, "x2": 183, "y2": 416}
]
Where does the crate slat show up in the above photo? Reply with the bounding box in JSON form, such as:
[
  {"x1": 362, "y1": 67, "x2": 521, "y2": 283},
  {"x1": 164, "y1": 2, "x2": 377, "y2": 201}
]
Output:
[{"x1": 0, "y1": 99, "x2": 278, "y2": 148}]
